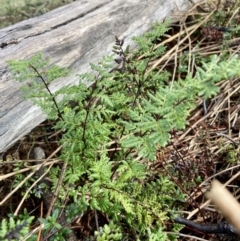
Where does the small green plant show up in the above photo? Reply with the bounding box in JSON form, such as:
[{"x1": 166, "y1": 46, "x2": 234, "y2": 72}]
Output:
[
  {"x1": 39, "y1": 209, "x2": 72, "y2": 241},
  {"x1": 7, "y1": 18, "x2": 240, "y2": 240},
  {"x1": 220, "y1": 144, "x2": 240, "y2": 164},
  {"x1": 0, "y1": 216, "x2": 34, "y2": 241},
  {"x1": 95, "y1": 222, "x2": 123, "y2": 241}
]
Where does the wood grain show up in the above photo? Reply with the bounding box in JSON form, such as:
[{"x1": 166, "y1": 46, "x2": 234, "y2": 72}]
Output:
[{"x1": 0, "y1": 0, "x2": 200, "y2": 152}]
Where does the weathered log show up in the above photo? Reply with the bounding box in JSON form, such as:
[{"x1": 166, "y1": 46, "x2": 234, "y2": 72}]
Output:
[{"x1": 0, "y1": 0, "x2": 200, "y2": 153}]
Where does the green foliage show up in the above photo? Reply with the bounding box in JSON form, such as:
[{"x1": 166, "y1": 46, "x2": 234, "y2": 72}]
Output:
[
  {"x1": 95, "y1": 222, "x2": 123, "y2": 241},
  {"x1": 8, "y1": 53, "x2": 70, "y2": 119},
  {"x1": 144, "y1": 227, "x2": 168, "y2": 241},
  {"x1": 192, "y1": 54, "x2": 240, "y2": 99},
  {"x1": 0, "y1": 216, "x2": 34, "y2": 241},
  {"x1": 39, "y1": 209, "x2": 72, "y2": 241},
  {"x1": 7, "y1": 18, "x2": 240, "y2": 240},
  {"x1": 220, "y1": 145, "x2": 239, "y2": 164}
]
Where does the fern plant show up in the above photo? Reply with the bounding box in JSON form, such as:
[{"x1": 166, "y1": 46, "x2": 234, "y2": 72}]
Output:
[
  {"x1": 95, "y1": 222, "x2": 123, "y2": 241},
  {"x1": 7, "y1": 19, "x2": 240, "y2": 240},
  {"x1": 0, "y1": 216, "x2": 34, "y2": 241}
]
